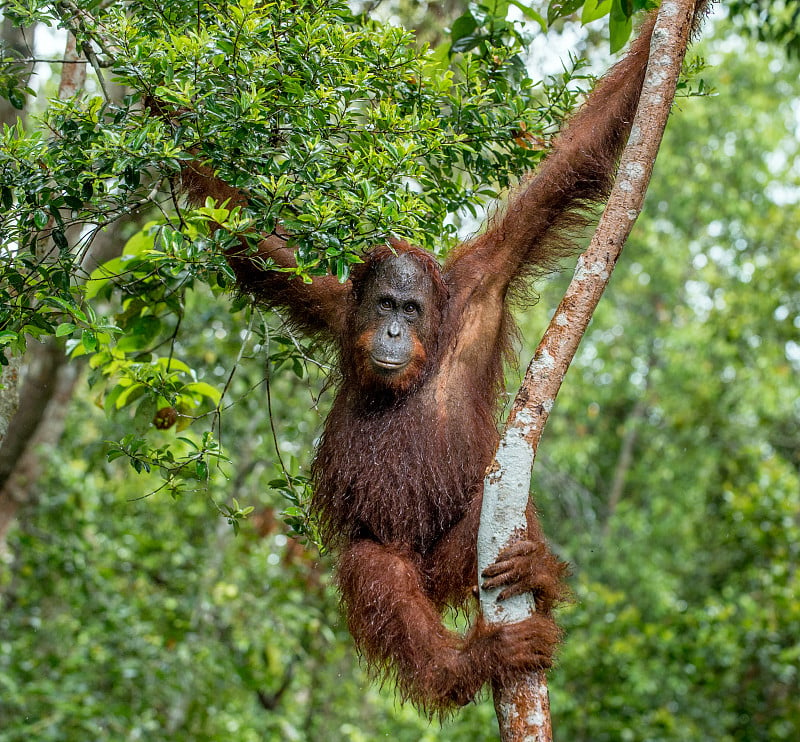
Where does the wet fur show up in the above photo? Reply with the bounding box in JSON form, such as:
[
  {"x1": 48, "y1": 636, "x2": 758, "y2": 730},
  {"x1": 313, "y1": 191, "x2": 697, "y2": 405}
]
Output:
[{"x1": 172, "y1": 3, "x2": 710, "y2": 716}]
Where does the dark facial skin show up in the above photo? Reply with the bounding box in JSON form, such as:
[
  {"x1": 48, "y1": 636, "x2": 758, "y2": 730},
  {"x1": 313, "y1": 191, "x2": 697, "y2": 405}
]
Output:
[{"x1": 355, "y1": 254, "x2": 436, "y2": 377}]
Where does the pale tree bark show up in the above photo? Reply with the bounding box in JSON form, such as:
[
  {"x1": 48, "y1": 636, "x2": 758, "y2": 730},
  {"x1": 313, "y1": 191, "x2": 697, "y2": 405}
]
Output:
[
  {"x1": 57, "y1": 32, "x2": 86, "y2": 99},
  {"x1": 477, "y1": 1, "x2": 708, "y2": 738}
]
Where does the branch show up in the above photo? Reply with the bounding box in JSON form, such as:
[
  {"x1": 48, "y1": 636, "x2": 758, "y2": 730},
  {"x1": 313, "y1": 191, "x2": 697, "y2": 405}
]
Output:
[{"x1": 477, "y1": 1, "x2": 708, "y2": 739}]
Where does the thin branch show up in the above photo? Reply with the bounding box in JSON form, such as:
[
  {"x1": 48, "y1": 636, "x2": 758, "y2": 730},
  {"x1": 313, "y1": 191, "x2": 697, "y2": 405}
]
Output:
[
  {"x1": 263, "y1": 319, "x2": 291, "y2": 480},
  {"x1": 603, "y1": 343, "x2": 657, "y2": 536},
  {"x1": 19, "y1": 58, "x2": 90, "y2": 64}
]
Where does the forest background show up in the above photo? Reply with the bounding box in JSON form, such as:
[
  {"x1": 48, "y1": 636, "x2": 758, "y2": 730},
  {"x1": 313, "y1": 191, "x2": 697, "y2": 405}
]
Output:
[{"x1": 1, "y1": 1, "x2": 799, "y2": 740}]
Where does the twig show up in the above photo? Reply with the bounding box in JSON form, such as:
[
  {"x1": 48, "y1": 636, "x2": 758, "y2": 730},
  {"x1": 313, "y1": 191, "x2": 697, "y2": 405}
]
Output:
[{"x1": 18, "y1": 58, "x2": 90, "y2": 64}]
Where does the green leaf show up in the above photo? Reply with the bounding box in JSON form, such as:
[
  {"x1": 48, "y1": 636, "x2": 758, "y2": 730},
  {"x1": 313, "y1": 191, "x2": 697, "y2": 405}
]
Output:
[
  {"x1": 482, "y1": 0, "x2": 511, "y2": 18},
  {"x1": 33, "y1": 209, "x2": 49, "y2": 230},
  {"x1": 183, "y1": 382, "x2": 222, "y2": 405},
  {"x1": 547, "y1": 0, "x2": 584, "y2": 25},
  {"x1": 335, "y1": 258, "x2": 350, "y2": 283},
  {"x1": 450, "y1": 13, "x2": 478, "y2": 45},
  {"x1": 582, "y1": 0, "x2": 612, "y2": 24},
  {"x1": 115, "y1": 382, "x2": 146, "y2": 409},
  {"x1": 123, "y1": 227, "x2": 156, "y2": 256},
  {"x1": 52, "y1": 228, "x2": 68, "y2": 252},
  {"x1": 451, "y1": 33, "x2": 487, "y2": 54},
  {"x1": 55, "y1": 322, "x2": 77, "y2": 337},
  {"x1": 425, "y1": 41, "x2": 452, "y2": 74},
  {"x1": 8, "y1": 88, "x2": 25, "y2": 110},
  {"x1": 609, "y1": 0, "x2": 634, "y2": 52},
  {"x1": 117, "y1": 315, "x2": 163, "y2": 352},
  {"x1": 155, "y1": 357, "x2": 192, "y2": 375},
  {"x1": 44, "y1": 296, "x2": 81, "y2": 319},
  {"x1": 509, "y1": 1, "x2": 547, "y2": 30},
  {"x1": 81, "y1": 329, "x2": 98, "y2": 352}
]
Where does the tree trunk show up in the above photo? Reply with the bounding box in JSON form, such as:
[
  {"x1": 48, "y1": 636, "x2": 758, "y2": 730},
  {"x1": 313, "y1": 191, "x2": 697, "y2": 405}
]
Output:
[
  {"x1": 0, "y1": 344, "x2": 79, "y2": 551},
  {"x1": 478, "y1": 1, "x2": 707, "y2": 738},
  {"x1": 0, "y1": 214, "x2": 128, "y2": 551},
  {"x1": 0, "y1": 31, "x2": 129, "y2": 552},
  {"x1": 0, "y1": 13, "x2": 33, "y2": 514}
]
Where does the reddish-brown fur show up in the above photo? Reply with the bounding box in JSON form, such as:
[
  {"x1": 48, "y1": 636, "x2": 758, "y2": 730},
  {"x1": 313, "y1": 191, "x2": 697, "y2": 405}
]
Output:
[{"x1": 174, "y1": 4, "x2": 709, "y2": 715}]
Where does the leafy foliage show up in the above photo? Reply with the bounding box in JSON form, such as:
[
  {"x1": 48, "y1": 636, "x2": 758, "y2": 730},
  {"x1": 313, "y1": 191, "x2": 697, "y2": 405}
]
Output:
[
  {"x1": 3, "y1": 3, "x2": 799, "y2": 740},
  {"x1": 1, "y1": 0, "x2": 557, "y2": 341},
  {"x1": 0, "y1": 0, "x2": 596, "y2": 512},
  {"x1": 0, "y1": 42, "x2": 33, "y2": 110},
  {"x1": 728, "y1": 0, "x2": 800, "y2": 57}
]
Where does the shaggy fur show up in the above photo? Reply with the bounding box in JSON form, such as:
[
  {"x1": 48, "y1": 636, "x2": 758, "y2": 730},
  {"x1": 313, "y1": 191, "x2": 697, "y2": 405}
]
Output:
[{"x1": 174, "y1": 4, "x2": 710, "y2": 716}]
